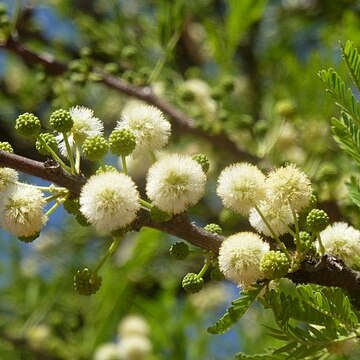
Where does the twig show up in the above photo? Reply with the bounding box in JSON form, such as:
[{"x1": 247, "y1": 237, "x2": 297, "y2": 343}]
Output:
[
  {"x1": 0, "y1": 36, "x2": 259, "y2": 164},
  {"x1": 1, "y1": 150, "x2": 360, "y2": 306}
]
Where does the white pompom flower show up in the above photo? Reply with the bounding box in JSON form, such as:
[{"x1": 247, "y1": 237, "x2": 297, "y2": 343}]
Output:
[
  {"x1": 57, "y1": 106, "x2": 104, "y2": 156},
  {"x1": 216, "y1": 163, "x2": 266, "y2": 216},
  {"x1": 319, "y1": 222, "x2": 360, "y2": 267},
  {"x1": 249, "y1": 199, "x2": 293, "y2": 238},
  {"x1": 118, "y1": 315, "x2": 150, "y2": 338},
  {"x1": 0, "y1": 185, "x2": 47, "y2": 237},
  {"x1": 117, "y1": 335, "x2": 152, "y2": 360},
  {"x1": 146, "y1": 154, "x2": 206, "y2": 214},
  {"x1": 80, "y1": 171, "x2": 140, "y2": 232},
  {"x1": 116, "y1": 104, "x2": 171, "y2": 157},
  {"x1": 218, "y1": 232, "x2": 270, "y2": 288},
  {"x1": 266, "y1": 163, "x2": 312, "y2": 212},
  {"x1": 0, "y1": 167, "x2": 18, "y2": 193}
]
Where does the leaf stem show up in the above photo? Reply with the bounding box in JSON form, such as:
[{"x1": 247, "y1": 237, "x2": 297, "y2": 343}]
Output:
[
  {"x1": 254, "y1": 205, "x2": 293, "y2": 264},
  {"x1": 93, "y1": 236, "x2": 123, "y2": 274}
]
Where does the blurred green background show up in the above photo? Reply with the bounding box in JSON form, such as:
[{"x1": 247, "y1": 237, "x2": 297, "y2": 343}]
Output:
[{"x1": 1, "y1": 0, "x2": 360, "y2": 359}]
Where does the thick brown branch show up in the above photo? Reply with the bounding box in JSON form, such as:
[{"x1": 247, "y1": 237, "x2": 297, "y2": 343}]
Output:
[
  {"x1": 0, "y1": 150, "x2": 86, "y2": 194},
  {"x1": 1, "y1": 151, "x2": 360, "y2": 305},
  {"x1": 0, "y1": 37, "x2": 258, "y2": 163},
  {"x1": 288, "y1": 255, "x2": 360, "y2": 308}
]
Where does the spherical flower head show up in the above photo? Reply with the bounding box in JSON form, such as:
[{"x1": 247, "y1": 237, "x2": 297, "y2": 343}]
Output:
[
  {"x1": 265, "y1": 164, "x2": 312, "y2": 212},
  {"x1": 79, "y1": 171, "x2": 140, "y2": 232},
  {"x1": 182, "y1": 273, "x2": 204, "y2": 293},
  {"x1": 82, "y1": 135, "x2": 109, "y2": 161},
  {"x1": 0, "y1": 141, "x2": 13, "y2": 153},
  {"x1": 70, "y1": 106, "x2": 104, "y2": 144},
  {"x1": 192, "y1": 153, "x2": 210, "y2": 173},
  {"x1": 0, "y1": 167, "x2": 18, "y2": 192},
  {"x1": 259, "y1": 251, "x2": 290, "y2": 279},
  {"x1": 0, "y1": 185, "x2": 46, "y2": 237},
  {"x1": 118, "y1": 315, "x2": 150, "y2": 338},
  {"x1": 146, "y1": 154, "x2": 206, "y2": 214},
  {"x1": 35, "y1": 133, "x2": 58, "y2": 156},
  {"x1": 249, "y1": 199, "x2": 294, "y2": 238},
  {"x1": 204, "y1": 223, "x2": 222, "y2": 234},
  {"x1": 57, "y1": 106, "x2": 104, "y2": 157},
  {"x1": 218, "y1": 232, "x2": 270, "y2": 287},
  {"x1": 306, "y1": 209, "x2": 329, "y2": 233},
  {"x1": 169, "y1": 241, "x2": 189, "y2": 260},
  {"x1": 49, "y1": 109, "x2": 73, "y2": 133},
  {"x1": 319, "y1": 222, "x2": 360, "y2": 266},
  {"x1": 93, "y1": 343, "x2": 121, "y2": 360},
  {"x1": 74, "y1": 268, "x2": 102, "y2": 296},
  {"x1": 217, "y1": 163, "x2": 266, "y2": 216},
  {"x1": 15, "y1": 112, "x2": 41, "y2": 137},
  {"x1": 117, "y1": 335, "x2": 152, "y2": 360},
  {"x1": 109, "y1": 128, "x2": 136, "y2": 156},
  {"x1": 116, "y1": 104, "x2": 171, "y2": 157}
]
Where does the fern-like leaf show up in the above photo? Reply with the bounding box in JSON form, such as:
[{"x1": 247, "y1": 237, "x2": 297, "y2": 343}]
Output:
[
  {"x1": 207, "y1": 284, "x2": 264, "y2": 334},
  {"x1": 331, "y1": 112, "x2": 360, "y2": 165},
  {"x1": 318, "y1": 69, "x2": 360, "y2": 124},
  {"x1": 342, "y1": 40, "x2": 360, "y2": 94},
  {"x1": 346, "y1": 175, "x2": 360, "y2": 209}
]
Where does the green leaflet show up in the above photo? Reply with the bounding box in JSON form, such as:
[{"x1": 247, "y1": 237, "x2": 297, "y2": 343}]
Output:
[
  {"x1": 266, "y1": 284, "x2": 358, "y2": 330},
  {"x1": 346, "y1": 175, "x2": 360, "y2": 209},
  {"x1": 331, "y1": 112, "x2": 360, "y2": 166},
  {"x1": 342, "y1": 40, "x2": 360, "y2": 94},
  {"x1": 207, "y1": 283, "x2": 264, "y2": 334},
  {"x1": 318, "y1": 68, "x2": 360, "y2": 125}
]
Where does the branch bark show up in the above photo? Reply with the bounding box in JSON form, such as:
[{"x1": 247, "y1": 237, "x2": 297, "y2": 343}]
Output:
[
  {"x1": 1, "y1": 150, "x2": 360, "y2": 307},
  {"x1": 0, "y1": 36, "x2": 259, "y2": 164}
]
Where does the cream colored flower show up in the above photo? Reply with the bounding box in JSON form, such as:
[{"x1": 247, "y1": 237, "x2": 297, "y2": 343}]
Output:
[
  {"x1": 146, "y1": 154, "x2": 206, "y2": 214},
  {"x1": 249, "y1": 199, "x2": 293, "y2": 238},
  {"x1": 116, "y1": 104, "x2": 171, "y2": 157},
  {"x1": 217, "y1": 163, "x2": 266, "y2": 216},
  {"x1": 0, "y1": 167, "x2": 18, "y2": 193},
  {"x1": 80, "y1": 171, "x2": 140, "y2": 232},
  {"x1": 0, "y1": 185, "x2": 47, "y2": 237},
  {"x1": 218, "y1": 232, "x2": 269, "y2": 287},
  {"x1": 265, "y1": 163, "x2": 312, "y2": 211},
  {"x1": 320, "y1": 222, "x2": 360, "y2": 266}
]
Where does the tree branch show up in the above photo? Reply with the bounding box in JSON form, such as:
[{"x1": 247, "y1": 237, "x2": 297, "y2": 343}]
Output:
[
  {"x1": 0, "y1": 37, "x2": 259, "y2": 164},
  {"x1": 1, "y1": 150, "x2": 360, "y2": 306}
]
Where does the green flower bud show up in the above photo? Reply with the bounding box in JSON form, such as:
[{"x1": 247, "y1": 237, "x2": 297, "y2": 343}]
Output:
[
  {"x1": 82, "y1": 135, "x2": 109, "y2": 161},
  {"x1": 192, "y1": 153, "x2": 210, "y2": 173},
  {"x1": 18, "y1": 232, "x2": 40, "y2": 243},
  {"x1": 182, "y1": 273, "x2": 204, "y2": 294},
  {"x1": 150, "y1": 206, "x2": 172, "y2": 223},
  {"x1": 75, "y1": 213, "x2": 91, "y2": 227},
  {"x1": 260, "y1": 251, "x2": 290, "y2": 279},
  {"x1": 35, "y1": 133, "x2": 58, "y2": 156},
  {"x1": 204, "y1": 223, "x2": 222, "y2": 235},
  {"x1": 220, "y1": 77, "x2": 235, "y2": 93},
  {"x1": 302, "y1": 194, "x2": 317, "y2": 214},
  {"x1": 0, "y1": 141, "x2": 13, "y2": 153},
  {"x1": 109, "y1": 128, "x2": 136, "y2": 156},
  {"x1": 306, "y1": 209, "x2": 329, "y2": 233},
  {"x1": 96, "y1": 165, "x2": 118, "y2": 174},
  {"x1": 298, "y1": 231, "x2": 316, "y2": 255},
  {"x1": 275, "y1": 99, "x2": 296, "y2": 118},
  {"x1": 121, "y1": 45, "x2": 137, "y2": 60},
  {"x1": 15, "y1": 113, "x2": 41, "y2": 136},
  {"x1": 74, "y1": 268, "x2": 102, "y2": 296},
  {"x1": 179, "y1": 88, "x2": 195, "y2": 102},
  {"x1": 210, "y1": 263, "x2": 225, "y2": 281},
  {"x1": 169, "y1": 241, "x2": 189, "y2": 260},
  {"x1": 49, "y1": 109, "x2": 73, "y2": 133},
  {"x1": 63, "y1": 198, "x2": 80, "y2": 215}
]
